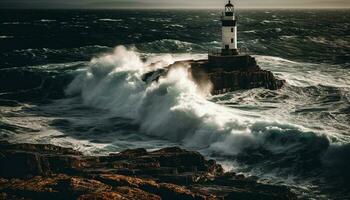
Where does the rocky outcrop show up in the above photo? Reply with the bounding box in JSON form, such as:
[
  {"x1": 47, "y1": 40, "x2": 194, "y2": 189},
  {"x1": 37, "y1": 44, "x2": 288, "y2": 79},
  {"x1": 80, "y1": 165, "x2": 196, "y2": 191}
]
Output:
[
  {"x1": 0, "y1": 142, "x2": 297, "y2": 200},
  {"x1": 143, "y1": 57, "x2": 284, "y2": 95}
]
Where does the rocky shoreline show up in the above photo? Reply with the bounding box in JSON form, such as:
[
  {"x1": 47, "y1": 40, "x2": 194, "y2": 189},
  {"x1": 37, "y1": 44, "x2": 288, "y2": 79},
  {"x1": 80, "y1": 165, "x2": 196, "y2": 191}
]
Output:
[
  {"x1": 0, "y1": 142, "x2": 297, "y2": 200},
  {"x1": 190, "y1": 59, "x2": 285, "y2": 95}
]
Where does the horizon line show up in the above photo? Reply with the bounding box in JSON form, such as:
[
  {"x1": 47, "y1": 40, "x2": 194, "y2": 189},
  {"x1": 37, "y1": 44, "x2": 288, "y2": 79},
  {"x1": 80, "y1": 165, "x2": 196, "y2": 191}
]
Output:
[{"x1": 1, "y1": 7, "x2": 350, "y2": 10}]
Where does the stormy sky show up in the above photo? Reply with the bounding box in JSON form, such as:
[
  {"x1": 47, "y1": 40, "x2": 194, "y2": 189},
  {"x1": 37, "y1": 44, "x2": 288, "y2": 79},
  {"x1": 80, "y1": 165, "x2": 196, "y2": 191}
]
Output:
[{"x1": 1, "y1": 0, "x2": 349, "y2": 9}]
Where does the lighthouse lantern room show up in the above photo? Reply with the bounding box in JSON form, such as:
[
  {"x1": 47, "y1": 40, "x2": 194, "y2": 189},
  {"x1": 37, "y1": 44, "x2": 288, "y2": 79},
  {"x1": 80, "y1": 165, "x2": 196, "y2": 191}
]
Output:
[{"x1": 221, "y1": 0, "x2": 238, "y2": 55}]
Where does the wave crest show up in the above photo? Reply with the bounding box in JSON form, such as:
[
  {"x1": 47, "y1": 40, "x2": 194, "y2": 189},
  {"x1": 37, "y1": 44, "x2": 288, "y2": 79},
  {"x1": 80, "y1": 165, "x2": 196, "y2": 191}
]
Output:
[
  {"x1": 135, "y1": 39, "x2": 206, "y2": 53},
  {"x1": 66, "y1": 46, "x2": 337, "y2": 160}
]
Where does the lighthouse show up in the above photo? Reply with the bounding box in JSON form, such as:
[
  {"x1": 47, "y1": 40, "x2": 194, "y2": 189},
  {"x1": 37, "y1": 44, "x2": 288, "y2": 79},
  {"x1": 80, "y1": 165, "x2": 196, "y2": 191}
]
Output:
[
  {"x1": 221, "y1": 0, "x2": 238, "y2": 55},
  {"x1": 208, "y1": 1, "x2": 257, "y2": 69}
]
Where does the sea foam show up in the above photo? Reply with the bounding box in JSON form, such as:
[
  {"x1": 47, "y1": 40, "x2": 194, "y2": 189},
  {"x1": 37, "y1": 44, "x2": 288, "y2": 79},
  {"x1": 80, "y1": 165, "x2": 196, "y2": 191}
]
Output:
[{"x1": 66, "y1": 46, "x2": 333, "y2": 158}]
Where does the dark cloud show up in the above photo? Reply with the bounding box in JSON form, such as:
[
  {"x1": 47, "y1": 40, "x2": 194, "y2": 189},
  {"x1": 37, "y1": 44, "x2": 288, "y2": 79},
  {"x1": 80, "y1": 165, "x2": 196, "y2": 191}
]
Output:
[{"x1": 0, "y1": 0, "x2": 349, "y2": 9}]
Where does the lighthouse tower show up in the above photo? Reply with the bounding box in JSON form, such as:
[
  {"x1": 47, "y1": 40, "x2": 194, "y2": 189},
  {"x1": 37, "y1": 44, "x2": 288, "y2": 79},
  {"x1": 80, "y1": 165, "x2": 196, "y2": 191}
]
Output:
[
  {"x1": 208, "y1": 0, "x2": 254, "y2": 69},
  {"x1": 221, "y1": 0, "x2": 238, "y2": 55}
]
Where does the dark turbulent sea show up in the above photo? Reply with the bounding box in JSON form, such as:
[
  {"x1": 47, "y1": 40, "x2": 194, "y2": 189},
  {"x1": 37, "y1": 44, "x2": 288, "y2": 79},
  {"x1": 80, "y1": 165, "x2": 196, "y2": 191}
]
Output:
[{"x1": 0, "y1": 9, "x2": 349, "y2": 199}]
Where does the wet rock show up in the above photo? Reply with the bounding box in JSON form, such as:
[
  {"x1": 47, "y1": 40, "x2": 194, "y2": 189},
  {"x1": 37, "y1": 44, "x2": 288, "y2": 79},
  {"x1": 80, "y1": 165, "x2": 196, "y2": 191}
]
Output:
[
  {"x1": 95, "y1": 174, "x2": 207, "y2": 200},
  {"x1": 0, "y1": 142, "x2": 297, "y2": 200},
  {"x1": 0, "y1": 145, "x2": 84, "y2": 178},
  {"x1": 190, "y1": 58, "x2": 285, "y2": 95},
  {"x1": 78, "y1": 188, "x2": 161, "y2": 200},
  {"x1": 143, "y1": 58, "x2": 285, "y2": 95},
  {"x1": 0, "y1": 175, "x2": 112, "y2": 199},
  {"x1": 77, "y1": 192, "x2": 126, "y2": 200}
]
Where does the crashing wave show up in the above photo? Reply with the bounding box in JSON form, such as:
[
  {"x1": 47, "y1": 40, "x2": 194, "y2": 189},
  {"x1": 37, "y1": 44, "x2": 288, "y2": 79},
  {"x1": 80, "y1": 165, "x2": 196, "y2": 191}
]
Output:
[
  {"x1": 65, "y1": 46, "x2": 348, "y2": 165},
  {"x1": 98, "y1": 18, "x2": 123, "y2": 22},
  {"x1": 0, "y1": 36, "x2": 14, "y2": 39}
]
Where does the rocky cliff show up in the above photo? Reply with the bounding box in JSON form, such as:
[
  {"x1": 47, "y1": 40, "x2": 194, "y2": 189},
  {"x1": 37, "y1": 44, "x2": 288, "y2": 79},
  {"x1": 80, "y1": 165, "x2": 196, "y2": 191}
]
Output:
[
  {"x1": 0, "y1": 142, "x2": 297, "y2": 200},
  {"x1": 143, "y1": 56, "x2": 284, "y2": 95}
]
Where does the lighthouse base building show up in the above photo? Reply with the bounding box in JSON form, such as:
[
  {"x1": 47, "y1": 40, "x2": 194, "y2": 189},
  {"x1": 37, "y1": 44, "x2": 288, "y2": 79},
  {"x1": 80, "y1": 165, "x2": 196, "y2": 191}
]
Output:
[
  {"x1": 208, "y1": 1, "x2": 256, "y2": 70},
  {"x1": 208, "y1": 53, "x2": 258, "y2": 70}
]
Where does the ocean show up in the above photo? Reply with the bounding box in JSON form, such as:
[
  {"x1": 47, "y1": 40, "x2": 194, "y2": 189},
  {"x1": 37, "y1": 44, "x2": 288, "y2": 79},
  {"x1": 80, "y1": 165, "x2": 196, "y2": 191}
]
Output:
[{"x1": 0, "y1": 9, "x2": 349, "y2": 199}]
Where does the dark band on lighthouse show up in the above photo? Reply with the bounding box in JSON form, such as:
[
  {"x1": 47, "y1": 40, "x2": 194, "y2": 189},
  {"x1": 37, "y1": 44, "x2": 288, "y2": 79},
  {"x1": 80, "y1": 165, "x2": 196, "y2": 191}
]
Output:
[{"x1": 222, "y1": 20, "x2": 237, "y2": 26}]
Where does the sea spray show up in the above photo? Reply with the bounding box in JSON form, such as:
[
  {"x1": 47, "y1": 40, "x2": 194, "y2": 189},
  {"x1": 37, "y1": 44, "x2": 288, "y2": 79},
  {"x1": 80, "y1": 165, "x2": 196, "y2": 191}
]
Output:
[{"x1": 65, "y1": 46, "x2": 334, "y2": 161}]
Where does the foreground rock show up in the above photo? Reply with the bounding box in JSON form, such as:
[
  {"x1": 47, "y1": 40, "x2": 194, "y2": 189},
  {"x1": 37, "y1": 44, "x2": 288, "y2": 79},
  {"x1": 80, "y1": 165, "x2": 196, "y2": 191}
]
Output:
[
  {"x1": 0, "y1": 142, "x2": 297, "y2": 200},
  {"x1": 143, "y1": 57, "x2": 284, "y2": 95}
]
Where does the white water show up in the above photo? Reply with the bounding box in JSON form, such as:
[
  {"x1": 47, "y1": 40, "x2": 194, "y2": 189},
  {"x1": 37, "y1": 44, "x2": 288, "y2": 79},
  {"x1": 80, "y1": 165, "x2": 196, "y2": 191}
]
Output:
[
  {"x1": 65, "y1": 46, "x2": 348, "y2": 158},
  {"x1": 1, "y1": 46, "x2": 349, "y2": 199}
]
